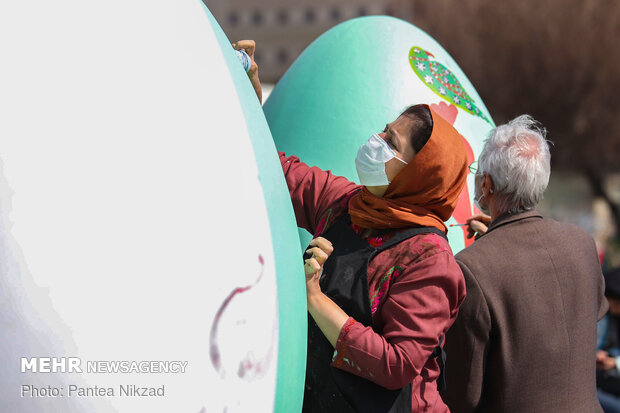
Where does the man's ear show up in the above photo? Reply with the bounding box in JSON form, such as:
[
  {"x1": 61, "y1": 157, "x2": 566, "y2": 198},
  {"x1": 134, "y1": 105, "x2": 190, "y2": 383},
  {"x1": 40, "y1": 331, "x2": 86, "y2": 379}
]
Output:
[{"x1": 484, "y1": 173, "x2": 495, "y2": 195}]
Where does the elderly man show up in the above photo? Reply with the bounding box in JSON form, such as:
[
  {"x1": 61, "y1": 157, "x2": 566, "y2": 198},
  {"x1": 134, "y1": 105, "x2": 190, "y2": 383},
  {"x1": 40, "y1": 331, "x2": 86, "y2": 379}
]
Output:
[{"x1": 442, "y1": 115, "x2": 608, "y2": 412}]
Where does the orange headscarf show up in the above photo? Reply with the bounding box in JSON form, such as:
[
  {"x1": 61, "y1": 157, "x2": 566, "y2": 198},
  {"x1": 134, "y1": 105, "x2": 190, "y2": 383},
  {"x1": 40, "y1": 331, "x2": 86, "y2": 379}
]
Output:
[{"x1": 348, "y1": 106, "x2": 468, "y2": 233}]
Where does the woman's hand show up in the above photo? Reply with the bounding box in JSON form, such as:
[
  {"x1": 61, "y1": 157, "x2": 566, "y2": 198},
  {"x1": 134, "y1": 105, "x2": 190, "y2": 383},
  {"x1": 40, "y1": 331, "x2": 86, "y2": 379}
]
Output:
[
  {"x1": 303, "y1": 237, "x2": 348, "y2": 347},
  {"x1": 466, "y1": 213, "x2": 492, "y2": 239},
  {"x1": 232, "y1": 40, "x2": 262, "y2": 104},
  {"x1": 304, "y1": 237, "x2": 333, "y2": 300}
]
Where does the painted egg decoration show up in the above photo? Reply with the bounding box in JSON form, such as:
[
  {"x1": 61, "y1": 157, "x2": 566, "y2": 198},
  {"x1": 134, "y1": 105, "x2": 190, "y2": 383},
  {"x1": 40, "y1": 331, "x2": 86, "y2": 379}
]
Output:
[
  {"x1": 0, "y1": 1, "x2": 304, "y2": 413},
  {"x1": 409, "y1": 47, "x2": 492, "y2": 125},
  {"x1": 264, "y1": 16, "x2": 495, "y2": 253}
]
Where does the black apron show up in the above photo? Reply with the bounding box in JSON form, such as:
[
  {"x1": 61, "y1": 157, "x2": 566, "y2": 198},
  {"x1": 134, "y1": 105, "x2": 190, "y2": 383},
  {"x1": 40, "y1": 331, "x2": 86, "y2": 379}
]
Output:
[{"x1": 303, "y1": 214, "x2": 447, "y2": 413}]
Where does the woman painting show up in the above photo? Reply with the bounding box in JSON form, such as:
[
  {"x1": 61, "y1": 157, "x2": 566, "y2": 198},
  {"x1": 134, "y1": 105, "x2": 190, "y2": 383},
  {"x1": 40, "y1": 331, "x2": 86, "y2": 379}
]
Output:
[{"x1": 236, "y1": 40, "x2": 468, "y2": 413}]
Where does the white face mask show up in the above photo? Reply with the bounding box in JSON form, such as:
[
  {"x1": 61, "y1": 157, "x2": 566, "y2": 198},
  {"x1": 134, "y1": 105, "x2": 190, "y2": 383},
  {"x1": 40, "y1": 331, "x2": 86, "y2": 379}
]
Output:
[
  {"x1": 355, "y1": 134, "x2": 407, "y2": 186},
  {"x1": 474, "y1": 193, "x2": 487, "y2": 214}
]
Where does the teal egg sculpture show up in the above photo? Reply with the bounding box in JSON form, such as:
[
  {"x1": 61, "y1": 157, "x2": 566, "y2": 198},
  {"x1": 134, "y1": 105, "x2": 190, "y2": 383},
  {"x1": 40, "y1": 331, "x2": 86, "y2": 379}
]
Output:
[
  {"x1": 0, "y1": 1, "x2": 304, "y2": 412},
  {"x1": 264, "y1": 16, "x2": 495, "y2": 253}
]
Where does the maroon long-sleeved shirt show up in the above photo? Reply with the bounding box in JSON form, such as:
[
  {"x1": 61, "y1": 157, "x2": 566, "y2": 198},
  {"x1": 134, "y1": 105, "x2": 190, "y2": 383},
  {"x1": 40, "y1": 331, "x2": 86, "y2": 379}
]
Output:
[{"x1": 280, "y1": 152, "x2": 466, "y2": 412}]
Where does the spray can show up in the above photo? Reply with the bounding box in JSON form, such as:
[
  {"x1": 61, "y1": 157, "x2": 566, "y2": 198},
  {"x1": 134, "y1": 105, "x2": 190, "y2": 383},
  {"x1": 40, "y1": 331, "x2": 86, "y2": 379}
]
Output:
[{"x1": 235, "y1": 49, "x2": 252, "y2": 73}]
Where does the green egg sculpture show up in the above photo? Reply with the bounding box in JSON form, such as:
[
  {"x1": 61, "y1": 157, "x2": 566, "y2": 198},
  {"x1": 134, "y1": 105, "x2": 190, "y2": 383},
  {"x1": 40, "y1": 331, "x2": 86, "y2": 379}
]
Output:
[{"x1": 264, "y1": 16, "x2": 495, "y2": 254}]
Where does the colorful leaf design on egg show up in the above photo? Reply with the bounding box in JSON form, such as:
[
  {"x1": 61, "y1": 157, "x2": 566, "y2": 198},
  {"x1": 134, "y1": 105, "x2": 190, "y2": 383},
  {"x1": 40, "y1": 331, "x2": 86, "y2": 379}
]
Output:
[{"x1": 409, "y1": 47, "x2": 491, "y2": 124}]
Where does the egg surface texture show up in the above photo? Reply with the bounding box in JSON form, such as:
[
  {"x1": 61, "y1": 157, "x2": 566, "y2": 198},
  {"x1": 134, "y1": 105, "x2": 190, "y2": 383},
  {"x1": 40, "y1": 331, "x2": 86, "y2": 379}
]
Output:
[{"x1": 0, "y1": 1, "x2": 304, "y2": 412}]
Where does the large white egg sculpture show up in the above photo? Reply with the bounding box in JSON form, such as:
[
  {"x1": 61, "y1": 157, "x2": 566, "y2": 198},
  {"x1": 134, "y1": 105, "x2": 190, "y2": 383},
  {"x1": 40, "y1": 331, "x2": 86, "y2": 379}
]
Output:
[
  {"x1": 0, "y1": 1, "x2": 305, "y2": 412},
  {"x1": 264, "y1": 16, "x2": 496, "y2": 253}
]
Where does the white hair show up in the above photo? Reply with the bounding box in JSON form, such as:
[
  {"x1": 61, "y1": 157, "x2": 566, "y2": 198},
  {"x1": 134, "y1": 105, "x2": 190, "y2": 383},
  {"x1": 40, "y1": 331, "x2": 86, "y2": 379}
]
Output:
[{"x1": 478, "y1": 115, "x2": 551, "y2": 214}]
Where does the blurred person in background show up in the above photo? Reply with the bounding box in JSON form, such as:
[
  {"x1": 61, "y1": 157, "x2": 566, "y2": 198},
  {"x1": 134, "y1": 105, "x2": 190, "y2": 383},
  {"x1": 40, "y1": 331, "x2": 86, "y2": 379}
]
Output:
[
  {"x1": 596, "y1": 267, "x2": 620, "y2": 413},
  {"x1": 236, "y1": 39, "x2": 470, "y2": 412},
  {"x1": 441, "y1": 115, "x2": 608, "y2": 413}
]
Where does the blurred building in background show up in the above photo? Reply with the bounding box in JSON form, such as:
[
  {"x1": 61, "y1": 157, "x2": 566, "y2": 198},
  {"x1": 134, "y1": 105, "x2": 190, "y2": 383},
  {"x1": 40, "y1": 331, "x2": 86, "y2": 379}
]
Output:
[{"x1": 207, "y1": 0, "x2": 413, "y2": 83}]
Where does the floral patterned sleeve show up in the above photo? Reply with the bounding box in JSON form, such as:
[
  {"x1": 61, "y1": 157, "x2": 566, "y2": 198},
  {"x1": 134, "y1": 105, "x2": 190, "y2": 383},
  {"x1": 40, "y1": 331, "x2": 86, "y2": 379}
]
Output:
[
  {"x1": 279, "y1": 151, "x2": 359, "y2": 236},
  {"x1": 330, "y1": 243, "x2": 466, "y2": 390}
]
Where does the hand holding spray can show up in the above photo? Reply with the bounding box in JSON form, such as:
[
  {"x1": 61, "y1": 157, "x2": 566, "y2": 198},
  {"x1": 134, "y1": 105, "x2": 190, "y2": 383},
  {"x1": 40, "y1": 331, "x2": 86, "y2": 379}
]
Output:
[{"x1": 235, "y1": 49, "x2": 252, "y2": 73}]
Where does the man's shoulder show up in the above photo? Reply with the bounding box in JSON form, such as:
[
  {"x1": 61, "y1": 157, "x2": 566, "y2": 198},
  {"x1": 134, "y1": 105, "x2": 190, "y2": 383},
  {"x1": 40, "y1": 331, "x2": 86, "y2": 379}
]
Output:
[
  {"x1": 454, "y1": 229, "x2": 500, "y2": 264},
  {"x1": 537, "y1": 216, "x2": 591, "y2": 237},
  {"x1": 454, "y1": 238, "x2": 494, "y2": 283},
  {"x1": 455, "y1": 215, "x2": 594, "y2": 268},
  {"x1": 529, "y1": 216, "x2": 596, "y2": 250}
]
